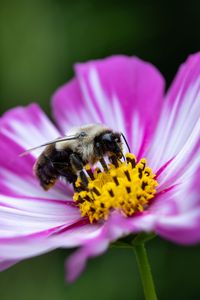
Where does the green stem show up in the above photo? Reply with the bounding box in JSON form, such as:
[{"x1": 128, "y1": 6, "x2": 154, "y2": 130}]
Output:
[{"x1": 134, "y1": 243, "x2": 157, "y2": 300}]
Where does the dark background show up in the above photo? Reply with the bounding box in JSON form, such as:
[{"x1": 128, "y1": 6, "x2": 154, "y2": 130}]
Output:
[{"x1": 0, "y1": 0, "x2": 200, "y2": 299}]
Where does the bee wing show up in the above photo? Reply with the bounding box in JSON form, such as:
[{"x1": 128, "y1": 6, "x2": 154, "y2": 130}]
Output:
[{"x1": 19, "y1": 134, "x2": 80, "y2": 157}]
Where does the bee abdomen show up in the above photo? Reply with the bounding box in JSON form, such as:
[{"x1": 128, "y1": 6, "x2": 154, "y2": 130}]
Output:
[
  {"x1": 34, "y1": 160, "x2": 57, "y2": 190},
  {"x1": 34, "y1": 150, "x2": 58, "y2": 191}
]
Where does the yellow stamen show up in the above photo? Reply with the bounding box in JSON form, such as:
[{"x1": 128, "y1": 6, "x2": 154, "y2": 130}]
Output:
[{"x1": 73, "y1": 153, "x2": 158, "y2": 223}]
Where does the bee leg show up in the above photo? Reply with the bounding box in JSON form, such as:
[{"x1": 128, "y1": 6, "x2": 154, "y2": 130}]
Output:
[
  {"x1": 99, "y1": 157, "x2": 108, "y2": 172},
  {"x1": 79, "y1": 171, "x2": 89, "y2": 188},
  {"x1": 52, "y1": 161, "x2": 77, "y2": 186},
  {"x1": 70, "y1": 154, "x2": 88, "y2": 188},
  {"x1": 109, "y1": 155, "x2": 119, "y2": 167}
]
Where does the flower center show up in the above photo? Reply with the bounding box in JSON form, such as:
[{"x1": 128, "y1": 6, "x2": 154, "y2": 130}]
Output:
[{"x1": 73, "y1": 153, "x2": 158, "y2": 223}]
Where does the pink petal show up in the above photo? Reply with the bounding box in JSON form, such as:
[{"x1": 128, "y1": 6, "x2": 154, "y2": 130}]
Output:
[
  {"x1": 0, "y1": 195, "x2": 81, "y2": 238},
  {"x1": 0, "y1": 223, "x2": 98, "y2": 270},
  {"x1": 147, "y1": 52, "x2": 200, "y2": 190},
  {"x1": 0, "y1": 220, "x2": 103, "y2": 260},
  {"x1": 52, "y1": 56, "x2": 165, "y2": 158},
  {"x1": 0, "y1": 200, "x2": 101, "y2": 265},
  {"x1": 0, "y1": 103, "x2": 60, "y2": 156},
  {"x1": 0, "y1": 194, "x2": 89, "y2": 261},
  {"x1": 0, "y1": 104, "x2": 73, "y2": 198},
  {"x1": 156, "y1": 212, "x2": 200, "y2": 244},
  {"x1": 49, "y1": 221, "x2": 103, "y2": 248},
  {"x1": 154, "y1": 167, "x2": 200, "y2": 244},
  {"x1": 52, "y1": 79, "x2": 91, "y2": 131},
  {"x1": 0, "y1": 259, "x2": 18, "y2": 271}
]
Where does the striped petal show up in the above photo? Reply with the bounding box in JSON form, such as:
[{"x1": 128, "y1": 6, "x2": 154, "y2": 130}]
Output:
[
  {"x1": 0, "y1": 103, "x2": 72, "y2": 198},
  {"x1": 52, "y1": 56, "x2": 165, "y2": 158},
  {"x1": 154, "y1": 166, "x2": 200, "y2": 244},
  {"x1": 0, "y1": 259, "x2": 18, "y2": 271},
  {"x1": 147, "y1": 53, "x2": 200, "y2": 192},
  {"x1": 0, "y1": 103, "x2": 60, "y2": 156}
]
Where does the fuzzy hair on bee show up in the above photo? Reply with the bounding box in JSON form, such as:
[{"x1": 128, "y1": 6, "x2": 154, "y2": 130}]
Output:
[{"x1": 21, "y1": 123, "x2": 130, "y2": 191}]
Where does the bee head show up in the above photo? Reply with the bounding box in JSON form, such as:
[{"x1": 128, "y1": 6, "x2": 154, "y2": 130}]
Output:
[{"x1": 95, "y1": 131, "x2": 123, "y2": 157}]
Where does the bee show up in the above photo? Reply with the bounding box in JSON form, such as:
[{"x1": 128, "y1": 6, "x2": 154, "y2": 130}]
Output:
[{"x1": 21, "y1": 124, "x2": 130, "y2": 191}]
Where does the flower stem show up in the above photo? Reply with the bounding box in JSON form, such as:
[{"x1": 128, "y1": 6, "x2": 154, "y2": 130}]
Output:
[{"x1": 134, "y1": 243, "x2": 157, "y2": 300}]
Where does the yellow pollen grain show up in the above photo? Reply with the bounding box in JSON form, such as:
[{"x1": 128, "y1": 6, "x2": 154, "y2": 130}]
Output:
[{"x1": 73, "y1": 153, "x2": 158, "y2": 223}]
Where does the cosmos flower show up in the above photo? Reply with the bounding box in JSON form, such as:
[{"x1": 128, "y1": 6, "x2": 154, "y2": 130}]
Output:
[{"x1": 0, "y1": 53, "x2": 200, "y2": 282}]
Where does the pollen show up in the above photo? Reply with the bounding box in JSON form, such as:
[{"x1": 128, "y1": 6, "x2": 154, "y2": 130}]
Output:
[{"x1": 73, "y1": 154, "x2": 158, "y2": 223}]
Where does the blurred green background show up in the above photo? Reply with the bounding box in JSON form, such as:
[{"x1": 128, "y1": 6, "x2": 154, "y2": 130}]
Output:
[{"x1": 0, "y1": 0, "x2": 200, "y2": 299}]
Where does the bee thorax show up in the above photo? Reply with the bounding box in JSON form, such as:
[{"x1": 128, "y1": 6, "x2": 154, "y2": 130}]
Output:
[{"x1": 77, "y1": 143, "x2": 96, "y2": 163}]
